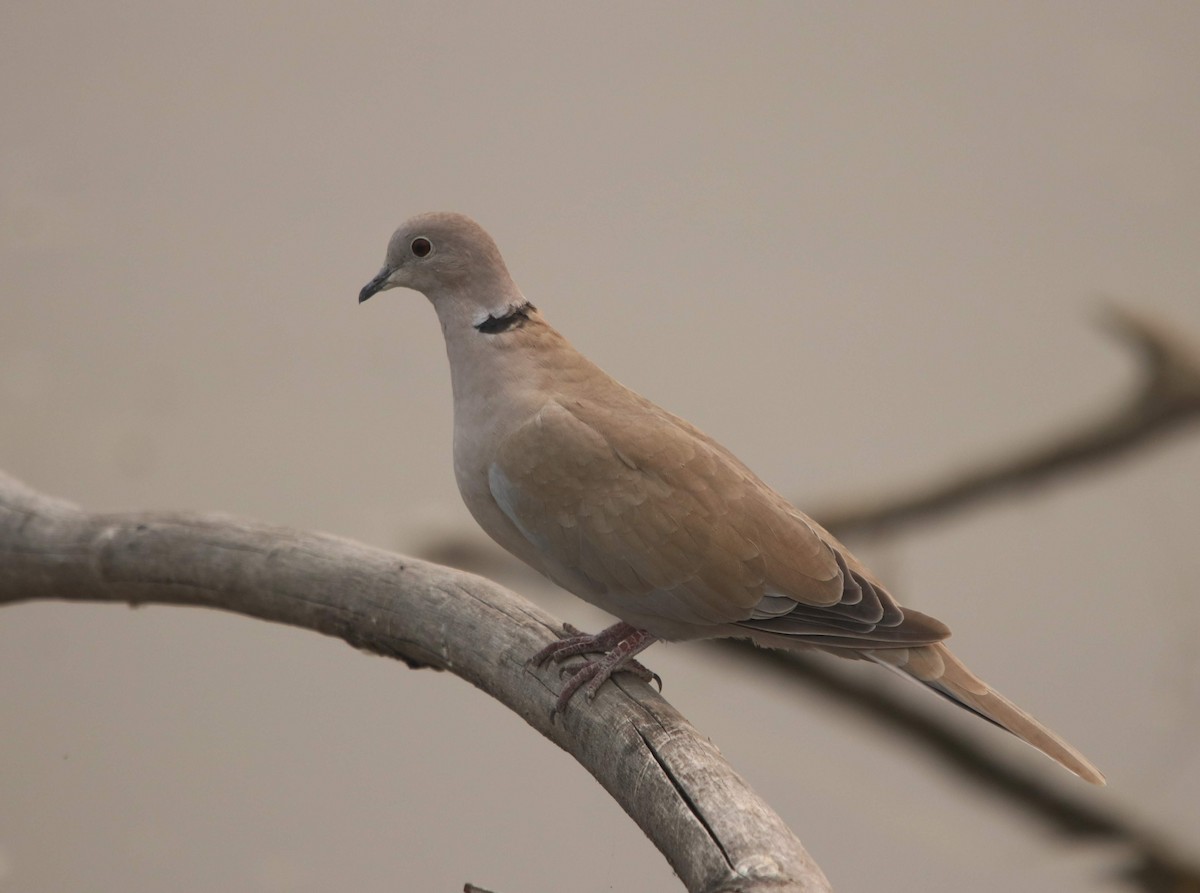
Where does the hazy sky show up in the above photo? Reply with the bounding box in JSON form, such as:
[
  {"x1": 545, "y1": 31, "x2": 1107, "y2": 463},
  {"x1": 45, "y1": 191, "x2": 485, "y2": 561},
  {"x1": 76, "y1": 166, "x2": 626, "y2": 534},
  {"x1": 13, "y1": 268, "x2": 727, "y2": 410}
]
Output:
[{"x1": 2, "y1": 3, "x2": 1199, "y2": 892}]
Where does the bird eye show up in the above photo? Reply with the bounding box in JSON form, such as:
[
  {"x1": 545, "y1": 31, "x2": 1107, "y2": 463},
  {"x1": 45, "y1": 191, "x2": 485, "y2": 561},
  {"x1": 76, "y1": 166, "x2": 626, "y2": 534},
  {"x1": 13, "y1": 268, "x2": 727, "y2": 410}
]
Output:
[{"x1": 411, "y1": 237, "x2": 433, "y2": 258}]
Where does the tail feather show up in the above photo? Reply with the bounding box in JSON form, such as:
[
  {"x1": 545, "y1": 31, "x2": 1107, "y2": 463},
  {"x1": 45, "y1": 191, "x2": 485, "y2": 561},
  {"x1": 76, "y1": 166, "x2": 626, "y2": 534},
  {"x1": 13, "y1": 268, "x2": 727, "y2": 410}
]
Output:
[{"x1": 869, "y1": 643, "x2": 1105, "y2": 785}]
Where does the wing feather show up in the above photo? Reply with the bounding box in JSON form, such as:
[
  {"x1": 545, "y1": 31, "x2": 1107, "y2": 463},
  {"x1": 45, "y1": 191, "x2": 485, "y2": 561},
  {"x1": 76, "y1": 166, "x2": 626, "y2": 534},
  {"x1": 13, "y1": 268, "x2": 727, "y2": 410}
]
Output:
[{"x1": 489, "y1": 395, "x2": 947, "y2": 645}]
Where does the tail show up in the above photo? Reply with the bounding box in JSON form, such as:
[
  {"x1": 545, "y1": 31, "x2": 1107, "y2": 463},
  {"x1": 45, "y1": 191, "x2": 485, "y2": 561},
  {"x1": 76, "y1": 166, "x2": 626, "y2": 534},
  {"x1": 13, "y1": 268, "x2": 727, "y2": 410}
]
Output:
[{"x1": 869, "y1": 643, "x2": 1105, "y2": 785}]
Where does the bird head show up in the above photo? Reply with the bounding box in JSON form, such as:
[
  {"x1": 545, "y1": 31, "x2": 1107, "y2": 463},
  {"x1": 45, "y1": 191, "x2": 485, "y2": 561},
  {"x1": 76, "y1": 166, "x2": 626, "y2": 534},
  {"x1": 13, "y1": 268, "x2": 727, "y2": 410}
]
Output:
[{"x1": 358, "y1": 211, "x2": 516, "y2": 306}]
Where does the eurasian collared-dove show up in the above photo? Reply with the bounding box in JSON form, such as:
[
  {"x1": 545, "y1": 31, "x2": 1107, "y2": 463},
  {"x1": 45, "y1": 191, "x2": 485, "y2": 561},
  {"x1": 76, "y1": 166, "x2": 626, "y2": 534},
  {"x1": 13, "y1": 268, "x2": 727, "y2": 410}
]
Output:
[{"x1": 359, "y1": 211, "x2": 1104, "y2": 785}]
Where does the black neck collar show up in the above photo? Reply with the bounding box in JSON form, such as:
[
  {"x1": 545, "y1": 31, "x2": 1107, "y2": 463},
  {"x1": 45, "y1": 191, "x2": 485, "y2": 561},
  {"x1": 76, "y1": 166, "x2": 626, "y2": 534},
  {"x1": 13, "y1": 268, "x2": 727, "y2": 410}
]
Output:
[{"x1": 474, "y1": 302, "x2": 535, "y2": 334}]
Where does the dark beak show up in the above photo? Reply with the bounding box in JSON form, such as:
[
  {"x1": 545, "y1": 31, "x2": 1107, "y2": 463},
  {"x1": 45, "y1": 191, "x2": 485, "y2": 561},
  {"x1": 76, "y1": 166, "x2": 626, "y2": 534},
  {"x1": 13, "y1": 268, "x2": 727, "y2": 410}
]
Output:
[{"x1": 358, "y1": 268, "x2": 391, "y2": 303}]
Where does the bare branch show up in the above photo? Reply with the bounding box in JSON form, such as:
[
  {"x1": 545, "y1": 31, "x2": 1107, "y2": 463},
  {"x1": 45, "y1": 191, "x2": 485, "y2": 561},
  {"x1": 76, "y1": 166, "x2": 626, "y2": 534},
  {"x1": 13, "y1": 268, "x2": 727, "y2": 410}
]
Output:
[
  {"x1": 817, "y1": 303, "x2": 1200, "y2": 537},
  {"x1": 0, "y1": 470, "x2": 831, "y2": 893}
]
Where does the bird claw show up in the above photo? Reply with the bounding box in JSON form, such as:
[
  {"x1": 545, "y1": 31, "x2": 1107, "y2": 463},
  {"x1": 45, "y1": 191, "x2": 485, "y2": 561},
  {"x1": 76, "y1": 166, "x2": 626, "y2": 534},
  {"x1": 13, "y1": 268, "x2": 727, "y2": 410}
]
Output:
[
  {"x1": 534, "y1": 636, "x2": 606, "y2": 667},
  {"x1": 531, "y1": 621, "x2": 660, "y2": 716}
]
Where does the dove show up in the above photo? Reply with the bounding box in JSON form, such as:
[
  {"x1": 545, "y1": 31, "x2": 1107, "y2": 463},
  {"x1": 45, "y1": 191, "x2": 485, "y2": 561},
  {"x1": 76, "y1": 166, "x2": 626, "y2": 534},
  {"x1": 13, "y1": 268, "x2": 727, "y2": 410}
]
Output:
[{"x1": 359, "y1": 211, "x2": 1105, "y2": 785}]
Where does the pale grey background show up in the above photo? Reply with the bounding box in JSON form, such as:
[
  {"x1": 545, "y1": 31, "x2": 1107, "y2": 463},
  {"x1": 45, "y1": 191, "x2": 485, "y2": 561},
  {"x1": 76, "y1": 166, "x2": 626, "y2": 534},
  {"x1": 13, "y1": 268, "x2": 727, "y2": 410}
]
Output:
[{"x1": 2, "y1": 3, "x2": 1199, "y2": 891}]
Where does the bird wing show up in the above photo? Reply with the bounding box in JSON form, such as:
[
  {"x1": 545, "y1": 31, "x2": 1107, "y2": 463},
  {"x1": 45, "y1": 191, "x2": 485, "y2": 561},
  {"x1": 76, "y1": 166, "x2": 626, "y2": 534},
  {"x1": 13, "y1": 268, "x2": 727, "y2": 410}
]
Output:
[{"x1": 489, "y1": 394, "x2": 947, "y2": 644}]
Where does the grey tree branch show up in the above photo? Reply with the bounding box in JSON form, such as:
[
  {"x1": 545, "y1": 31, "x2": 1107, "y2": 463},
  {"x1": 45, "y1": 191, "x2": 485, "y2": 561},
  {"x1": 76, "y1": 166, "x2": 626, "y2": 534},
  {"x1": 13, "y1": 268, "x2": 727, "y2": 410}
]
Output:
[
  {"x1": 0, "y1": 470, "x2": 831, "y2": 893},
  {"x1": 816, "y1": 303, "x2": 1200, "y2": 537}
]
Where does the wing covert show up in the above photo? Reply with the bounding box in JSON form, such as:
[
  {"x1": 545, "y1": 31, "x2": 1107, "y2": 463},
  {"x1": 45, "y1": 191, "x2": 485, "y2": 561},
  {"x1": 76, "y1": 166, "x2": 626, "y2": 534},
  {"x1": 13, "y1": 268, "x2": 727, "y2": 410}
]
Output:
[{"x1": 488, "y1": 398, "x2": 854, "y2": 628}]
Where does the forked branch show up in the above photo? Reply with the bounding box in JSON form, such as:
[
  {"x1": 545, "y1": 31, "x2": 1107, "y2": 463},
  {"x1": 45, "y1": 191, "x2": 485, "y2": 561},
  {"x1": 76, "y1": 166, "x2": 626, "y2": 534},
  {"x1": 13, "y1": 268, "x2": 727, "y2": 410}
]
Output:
[{"x1": 817, "y1": 303, "x2": 1200, "y2": 536}]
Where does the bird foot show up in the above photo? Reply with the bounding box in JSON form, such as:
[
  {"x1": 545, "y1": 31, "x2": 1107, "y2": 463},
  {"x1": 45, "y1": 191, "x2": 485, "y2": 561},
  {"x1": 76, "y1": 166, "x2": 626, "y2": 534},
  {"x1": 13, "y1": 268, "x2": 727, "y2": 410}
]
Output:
[
  {"x1": 531, "y1": 621, "x2": 631, "y2": 663},
  {"x1": 531, "y1": 622, "x2": 660, "y2": 715}
]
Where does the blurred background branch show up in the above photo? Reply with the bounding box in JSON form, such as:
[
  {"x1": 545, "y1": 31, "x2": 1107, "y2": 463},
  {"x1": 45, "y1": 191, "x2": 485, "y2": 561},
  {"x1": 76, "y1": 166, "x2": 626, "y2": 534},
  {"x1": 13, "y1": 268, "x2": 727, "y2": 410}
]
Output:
[
  {"x1": 721, "y1": 644, "x2": 1200, "y2": 893},
  {"x1": 816, "y1": 303, "x2": 1200, "y2": 538}
]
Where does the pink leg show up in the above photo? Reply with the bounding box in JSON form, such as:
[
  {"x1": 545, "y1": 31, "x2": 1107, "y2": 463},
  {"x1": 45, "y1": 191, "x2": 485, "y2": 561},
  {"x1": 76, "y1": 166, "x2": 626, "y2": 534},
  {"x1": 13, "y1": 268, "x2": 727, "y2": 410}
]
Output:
[{"x1": 531, "y1": 622, "x2": 661, "y2": 714}]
